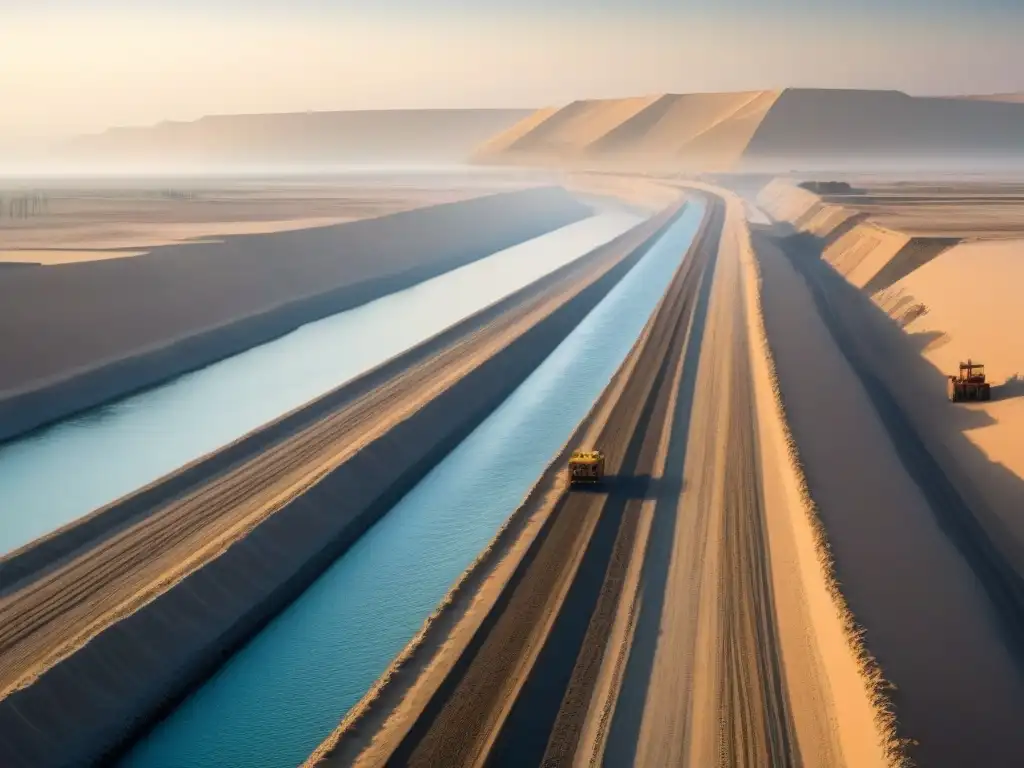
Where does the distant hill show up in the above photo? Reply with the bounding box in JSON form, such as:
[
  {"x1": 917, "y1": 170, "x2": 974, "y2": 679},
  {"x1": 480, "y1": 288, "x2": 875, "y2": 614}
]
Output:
[
  {"x1": 60, "y1": 109, "x2": 535, "y2": 171},
  {"x1": 957, "y1": 93, "x2": 1024, "y2": 104},
  {"x1": 474, "y1": 89, "x2": 1024, "y2": 172}
]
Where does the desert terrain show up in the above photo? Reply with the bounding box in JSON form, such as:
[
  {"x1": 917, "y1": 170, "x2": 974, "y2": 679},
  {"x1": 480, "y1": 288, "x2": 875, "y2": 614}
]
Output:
[
  {"x1": 0, "y1": 180, "x2": 487, "y2": 257},
  {"x1": 5, "y1": 89, "x2": 1024, "y2": 768},
  {"x1": 752, "y1": 177, "x2": 1024, "y2": 766},
  {"x1": 475, "y1": 89, "x2": 1024, "y2": 172},
  {"x1": 0, "y1": 182, "x2": 587, "y2": 441}
]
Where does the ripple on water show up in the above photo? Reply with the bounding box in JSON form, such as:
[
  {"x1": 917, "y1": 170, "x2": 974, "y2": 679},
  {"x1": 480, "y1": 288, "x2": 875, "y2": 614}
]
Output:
[{"x1": 121, "y1": 200, "x2": 705, "y2": 768}]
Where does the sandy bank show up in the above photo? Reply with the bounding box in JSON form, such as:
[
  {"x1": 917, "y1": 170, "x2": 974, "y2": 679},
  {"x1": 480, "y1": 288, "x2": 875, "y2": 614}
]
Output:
[
  {"x1": 762, "y1": 178, "x2": 1024, "y2": 568},
  {"x1": 307, "y1": 186, "x2": 893, "y2": 768},
  {"x1": 0, "y1": 205, "x2": 683, "y2": 768},
  {"x1": 754, "y1": 223, "x2": 1024, "y2": 766},
  {"x1": 757, "y1": 180, "x2": 960, "y2": 292},
  {"x1": 730, "y1": 191, "x2": 895, "y2": 766},
  {"x1": 0, "y1": 187, "x2": 591, "y2": 443}
]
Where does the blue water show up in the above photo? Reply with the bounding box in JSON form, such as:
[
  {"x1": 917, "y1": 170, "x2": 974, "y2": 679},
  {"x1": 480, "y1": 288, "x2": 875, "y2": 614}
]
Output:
[
  {"x1": 0, "y1": 212, "x2": 643, "y2": 555},
  {"x1": 121, "y1": 200, "x2": 706, "y2": 768}
]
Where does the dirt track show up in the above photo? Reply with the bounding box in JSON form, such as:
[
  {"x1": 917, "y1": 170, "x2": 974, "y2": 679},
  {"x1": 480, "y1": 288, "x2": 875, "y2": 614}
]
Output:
[
  {"x1": 341, "y1": 194, "x2": 805, "y2": 768},
  {"x1": 0, "y1": 205, "x2": 684, "y2": 768}
]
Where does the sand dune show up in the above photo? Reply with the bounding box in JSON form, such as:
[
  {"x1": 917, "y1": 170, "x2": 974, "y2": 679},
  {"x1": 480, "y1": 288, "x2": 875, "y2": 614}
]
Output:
[
  {"x1": 58, "y1": 109, "x2": 533, "y2": 172},
  {"x1": 476, "y1": 88, "x2": 1024, "y2": 172},
  {"x1": 471, "y1": 107, "x2": 561, "y2": 157}
]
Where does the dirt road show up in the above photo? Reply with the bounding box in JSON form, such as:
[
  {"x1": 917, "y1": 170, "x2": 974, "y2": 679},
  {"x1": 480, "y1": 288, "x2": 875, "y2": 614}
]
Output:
[
  {"x1": 598, "y1": 196, "x2": 798, "y2": 768},
  {"x1": 372, "y1": 197, "x2": 721, "y2": 768},
  {"x1": 354, "y1": 193, "x2": 805, "y2": 768}
]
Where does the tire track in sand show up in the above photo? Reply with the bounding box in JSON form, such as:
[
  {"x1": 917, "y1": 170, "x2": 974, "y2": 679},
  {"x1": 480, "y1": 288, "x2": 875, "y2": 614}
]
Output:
[{"x1": 381, "y1": 200, "x2": 719, "y2": 768}]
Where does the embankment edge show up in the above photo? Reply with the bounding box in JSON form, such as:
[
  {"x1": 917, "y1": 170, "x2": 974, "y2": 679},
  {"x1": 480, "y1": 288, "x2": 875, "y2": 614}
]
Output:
[{"x1": 723, "y1": 185, "x2": 908, "y2": 767}]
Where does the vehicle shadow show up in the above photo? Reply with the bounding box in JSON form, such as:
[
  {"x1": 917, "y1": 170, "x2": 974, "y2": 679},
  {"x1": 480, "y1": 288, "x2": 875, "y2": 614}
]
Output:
[
  {"x1": 568, "y1": 474, "x2": 685, "y2": 501},
  {"x1": 995, "y1": 374, "x2": 1024, "y2": 402}
]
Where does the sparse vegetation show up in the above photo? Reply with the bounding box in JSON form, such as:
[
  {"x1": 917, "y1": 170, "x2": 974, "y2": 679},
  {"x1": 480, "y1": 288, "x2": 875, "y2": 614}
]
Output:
[
  {"x1": 158, "y1": 189, "x2": 195, "y2": 201},
  {"x1": 0, "y1": 192, "x2": 49, "y2": 221},
  {"x1": 798, "y1": 180, "x2": 856, "y2": 194}
]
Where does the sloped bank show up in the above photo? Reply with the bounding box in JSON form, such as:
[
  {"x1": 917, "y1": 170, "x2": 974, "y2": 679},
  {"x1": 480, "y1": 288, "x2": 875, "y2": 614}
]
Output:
[
  {"x1": 0, "y1": 186, "x2": 592, "y2": 443},
  {"x1": 0, "y1": 203, "x2": 688, "y2": 768}
]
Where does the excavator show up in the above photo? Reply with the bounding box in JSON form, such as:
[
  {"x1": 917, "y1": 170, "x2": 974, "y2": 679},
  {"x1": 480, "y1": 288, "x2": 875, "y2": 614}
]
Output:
[{"x1": 568, "y1": 450, "x2": 605, "y2": 486}]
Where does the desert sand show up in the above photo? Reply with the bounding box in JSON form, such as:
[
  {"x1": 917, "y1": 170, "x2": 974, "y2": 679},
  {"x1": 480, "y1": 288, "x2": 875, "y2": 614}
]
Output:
[
  {"x1": 0, "y1": 184, "x2": 483, "y2": 253},
  {"x1": 305, "y1": 188, "x2": 891, "y2": 768},
  {"x1": 752, "y1": 175, "x2": 1024, "y2": 766},
  {"x1": 474, "y1": 89, "x2": 1024, "y2": 172},
  {"x1": 0, "y1": 208, "x2": 672, "y2": 768},
  {"x1": 760, "y1": 179, "x2": 1024, "y2": 534},
  {"x1": 0, "y1": 186, "x2": 591, "y2": 441}
]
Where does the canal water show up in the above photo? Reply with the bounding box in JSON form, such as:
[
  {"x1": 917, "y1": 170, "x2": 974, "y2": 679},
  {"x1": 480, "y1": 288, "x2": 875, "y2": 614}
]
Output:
[
  {"x1": 121, "y1": 199, "x2": 706, "y2": 768},
  {"x1": 0, "y1": 211, "x2": 643, "y2": 555}
]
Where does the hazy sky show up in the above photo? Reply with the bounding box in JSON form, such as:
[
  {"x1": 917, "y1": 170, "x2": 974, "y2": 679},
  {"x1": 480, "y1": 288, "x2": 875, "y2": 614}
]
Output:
[{"x1": 2, "y1": 0, "x2": 1023, "y2": 142}]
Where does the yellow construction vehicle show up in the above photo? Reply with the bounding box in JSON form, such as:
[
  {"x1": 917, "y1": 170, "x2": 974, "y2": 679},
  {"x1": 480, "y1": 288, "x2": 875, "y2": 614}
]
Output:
[
  {"x1": 568, "y1": 450, "x2": 605, "y2": 486},
  {"x1": 948, "y1": 359, "x2": 991, "y2": 402}
]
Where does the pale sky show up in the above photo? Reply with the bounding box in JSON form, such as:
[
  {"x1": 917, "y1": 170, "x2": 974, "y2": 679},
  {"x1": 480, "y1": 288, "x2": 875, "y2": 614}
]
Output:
[{"x1": 2, "y1": 0, "x2": 1023, "y2": 143}]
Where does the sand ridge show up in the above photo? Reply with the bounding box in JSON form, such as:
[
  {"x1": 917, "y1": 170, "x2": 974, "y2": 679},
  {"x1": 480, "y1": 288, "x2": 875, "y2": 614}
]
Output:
[
  {"x1": 474, "y1": 89, "x2": 1024, "y2": 172},
  {"x1": 754, "y1": 201, "x2": 1024, "y2": 765}
]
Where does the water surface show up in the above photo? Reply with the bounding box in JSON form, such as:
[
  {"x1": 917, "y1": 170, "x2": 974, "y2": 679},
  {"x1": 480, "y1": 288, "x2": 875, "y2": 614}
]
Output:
[
  {"x1": 0, "y1": 212, "x2": 642, "y2": 554},
  {"x1": 122, "y1": 200, "x2": 706, "y2": 768}
]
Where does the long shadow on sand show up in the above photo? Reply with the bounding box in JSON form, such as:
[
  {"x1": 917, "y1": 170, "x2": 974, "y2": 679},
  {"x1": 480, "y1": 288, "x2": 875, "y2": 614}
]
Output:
[
  {"x1": 771, "y1": 227, "x2": 1024, "y2": 765},
  {"x1": 567, "y1": 474, "x2": 685, "y2": 501},
  {"x1": 599, "y1": 230, "x2": 718, "y2": 768}
]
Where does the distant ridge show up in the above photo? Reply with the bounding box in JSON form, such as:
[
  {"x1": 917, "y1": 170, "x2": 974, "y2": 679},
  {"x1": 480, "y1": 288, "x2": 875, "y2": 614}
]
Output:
[
  {"x1": 957, "y1": 93, "x2": 1024, "y2": 104},
  {"x1": 61, "y1": 109, "x2": 535, "y2": 170},
  {"x1": 474, "y1": 88, "x2": 1024, "y2": 172}
]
